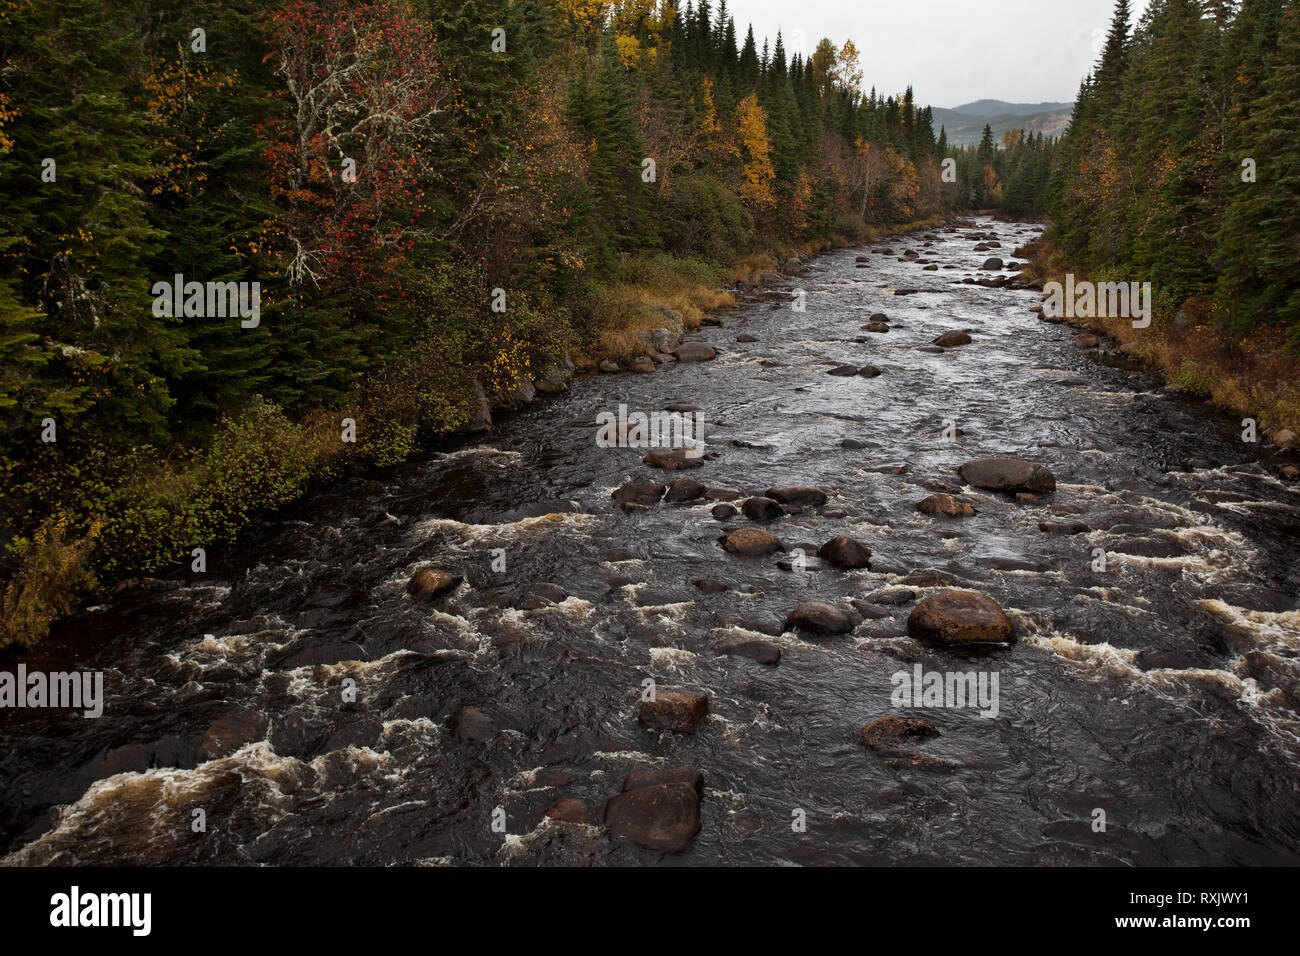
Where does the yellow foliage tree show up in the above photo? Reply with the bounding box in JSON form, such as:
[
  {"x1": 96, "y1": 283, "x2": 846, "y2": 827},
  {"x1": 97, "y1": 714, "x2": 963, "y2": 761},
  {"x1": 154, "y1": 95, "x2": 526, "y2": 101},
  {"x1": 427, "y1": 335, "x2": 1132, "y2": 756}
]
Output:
[{"x1": 736, "y1": 93, "x2": 775, "y2": 208}]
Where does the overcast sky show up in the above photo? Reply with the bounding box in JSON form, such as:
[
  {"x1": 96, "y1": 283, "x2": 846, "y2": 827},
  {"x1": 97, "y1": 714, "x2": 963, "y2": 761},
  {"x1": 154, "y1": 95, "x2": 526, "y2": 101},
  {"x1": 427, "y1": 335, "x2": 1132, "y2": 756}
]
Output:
[{"x1": 723, "y1": 0, "x2": 1151, "y2": 108}]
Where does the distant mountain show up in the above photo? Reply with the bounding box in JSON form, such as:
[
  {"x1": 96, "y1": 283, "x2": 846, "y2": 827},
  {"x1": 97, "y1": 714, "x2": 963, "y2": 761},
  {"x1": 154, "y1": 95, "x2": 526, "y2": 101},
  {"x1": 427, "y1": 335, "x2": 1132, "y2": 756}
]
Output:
[{"x1": 931, "y1": 100, "x2": 1074, "y2": 147}]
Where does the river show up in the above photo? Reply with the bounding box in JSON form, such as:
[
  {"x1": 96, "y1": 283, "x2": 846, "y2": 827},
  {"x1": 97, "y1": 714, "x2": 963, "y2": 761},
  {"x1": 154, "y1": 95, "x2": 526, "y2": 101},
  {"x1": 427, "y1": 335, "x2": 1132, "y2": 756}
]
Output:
[{"x1": 3, "y1": 218, "x2": 1298, "y2": 865}]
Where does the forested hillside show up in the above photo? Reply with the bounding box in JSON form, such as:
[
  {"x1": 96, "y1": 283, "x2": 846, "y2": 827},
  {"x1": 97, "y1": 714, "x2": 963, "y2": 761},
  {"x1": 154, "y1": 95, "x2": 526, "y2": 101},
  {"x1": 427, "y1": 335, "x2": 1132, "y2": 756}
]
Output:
[
  {"x1": 0, "y1": 0, "x2": 977, "y2": 645},
  {"x1": 1045, "y1": 0, "x2": 1300, "y2": 417}
]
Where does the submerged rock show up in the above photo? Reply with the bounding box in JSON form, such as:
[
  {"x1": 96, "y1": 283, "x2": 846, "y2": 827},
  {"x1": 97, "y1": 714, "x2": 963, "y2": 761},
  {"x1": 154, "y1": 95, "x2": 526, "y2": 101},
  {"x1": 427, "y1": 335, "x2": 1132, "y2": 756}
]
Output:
[
  {"x1": 604, "y1": 782, "x2": 701, "y2": 853},
  {"x1": 406, "y1": 567, "x2": 464, "y2": 603},
  {"x1": 638, "y1": 688, "x2": 709, "y2": 733}
]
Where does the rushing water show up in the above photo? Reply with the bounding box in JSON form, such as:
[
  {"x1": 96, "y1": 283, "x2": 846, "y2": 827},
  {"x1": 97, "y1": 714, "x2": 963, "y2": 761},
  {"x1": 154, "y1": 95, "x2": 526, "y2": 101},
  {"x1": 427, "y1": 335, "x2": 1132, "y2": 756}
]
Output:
[{"x1": 3, "y1": 219, "x2": 1299, "y2": 866}]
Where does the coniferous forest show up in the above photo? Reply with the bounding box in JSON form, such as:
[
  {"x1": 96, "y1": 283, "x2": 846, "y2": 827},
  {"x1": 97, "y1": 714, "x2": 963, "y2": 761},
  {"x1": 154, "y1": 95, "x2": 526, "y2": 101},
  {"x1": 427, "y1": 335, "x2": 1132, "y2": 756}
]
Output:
[{"x1": 3, "y1": 0, "x2": 1300, "y2": 886}]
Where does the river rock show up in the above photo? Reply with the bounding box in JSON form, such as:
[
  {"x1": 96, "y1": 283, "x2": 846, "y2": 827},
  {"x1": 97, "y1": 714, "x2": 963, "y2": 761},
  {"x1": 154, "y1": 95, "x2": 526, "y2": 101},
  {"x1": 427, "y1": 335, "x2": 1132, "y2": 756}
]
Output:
[
  {"x1": 640, "y1": 328, "x2": 681, "y2": 354},
  {"x1": 862, "y1": 321, "x2": 890, "y2": 333},
  {"x1": 916, "y1": 493, "x2": 975, "y2": 517},
  {"x1": 638, "y1": 688, "x2": 709, "y2": 733},
  {"x1": 859, "y1": 716, "x2": 939, "y2": 754},
  {"x1": 958, "y1": 458, "x2": 1056, "y2": 493},
  {"x1": 604, "y1": 782, "x2": 701, "y2": 853},
  {"x1": 742, "y1": 496, "x2": 785, "y2": 522},
  {"x1": 817, "y1": 535, "x2": 872, "y2": 569},
  {"x1": 598, "y1": 359, "x2": 620, "y2": 374},
  {"x1": 407, "y1": 567, "x2": 464, "y2": 602},
  {"x1": 674, "y1": 341, "x2": 717, "y2": 362},
  {"x1": 466, "y1": 380, "x2": 492, "y2": 433},
  {"x1": 982, "y1": 257, "x2": 1004, "y2": 270},
  {"x1": 828, "y1": 364, "x2": 860, "y2": 376},
  {"x1": 1275, "y1": 429, "x2": 1297, "y2": 449},
  {"x1": 721, "y1": 527, "x2": 785, "y2": 556},
  {"x1": 1076, "y1": 334, "x2": 1100, "y2": 348},
  {"x1": 664, "y1": 478, "x2": 707, "y2": 502},
  {"x1": 907, "y1": 590, "x2": 1013, "y2": 645},
  {"x1": 643, "y1": 448, "x2": 704, "y2": 469},
  {"x1": 545, "y1": 798, "x2": 588, "y2": 824},
  {"x1": 737, "y1": 333, "x2": 758, "y2": 342},
  {"x1": 723, "y1": 640, "x2": 782, "y2": 665},
  {"x1": 612, "y1": 478, "x2": 666, "y2": 506},
  {"x1": 1039, "y1": 519, "x2": 1090, "y2": 535},
  {"x1": 197, "y1": 707, "x2": 268, "y2": 761},
  {"x1": 842, "y1": 438, "x2": 870, "y2": 449},
  {"x1": 858, "y1": 365, "x2": 883, "y2": 378},
  {"x1": 631, "y1": 356, "x2": 656, "y2": 374},
  {"x1": 784, "y1": 601, "x2": 854, "y2": 635},
  {"x1": 711, "y1": 503, "x2": 737, "y2": 520},
  {"x1": 766, "y1": 486, "x2": 828, "y2": 507},
  {"x1": 934, "y1": 330, "x2": 972, "y2": 347}
]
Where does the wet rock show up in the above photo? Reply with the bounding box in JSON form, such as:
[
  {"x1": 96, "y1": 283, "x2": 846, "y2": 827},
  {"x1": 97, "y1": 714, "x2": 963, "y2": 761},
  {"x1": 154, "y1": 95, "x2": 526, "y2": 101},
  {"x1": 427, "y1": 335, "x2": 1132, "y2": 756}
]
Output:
[
  {"x1": 545, "y1": 798, "x2": 589, "y2": 824},
  {"x1": 711, "y1": 503, "x2": 737, "y2": 520},
  {"x1": 604, "y1": 782, "x2": 701, "y2": 853},
  {"x1": 737, "y1": 333, "x2": 758, "y2": 343},
  {"x1": 933, "y1": 330, "x2": 972, "y2": 347},
  {"x1": 872, "y1": 588, "x2": 916, "y2": 605},
  {"x1": 851, "y1": 600, "x2": 892, "y2": 619},
  {"x1": 958, "y1": 457, "x2": 1056, "y2": 494},
  {"x1": 674, "y1": 341, "x2": 717, "y2": 362},
  {"x1": 1039, "y1": 519, "x2": 1089, "y2": 535},
  {"x1": 197, "y1": 707, "x2": 268, "y2": 761},
  {"x1": 817, "y1": 535, "x2": 872, "y2": 569},
  {"x1": 693, "y1": 578, "x2": 728, "y2": 594},
  {"x1": 982, "y1": 257, "x2": 1004, "y2": 270},
  {"x1": 625, "y1": 766, "x2": 704, "y2": 794},
  {"x1": 454, "y1": 705, "x2": 497, "y2": 742},
  {"x1": 535, "y1": 375, "x2": 567, "y2": 394},
  {"x1": 664, "y1": 478, "x2": 707, "y2": 502},
  {"x1": 635, "y1": 587, "x2": 685, "y2": 608},
  {"x1": 841, "y1": 438, "x2": 870, "y2": 449},
  {"x1": 858, "y1": 365, "x2": 883, "y2": 378},
  {"x1": 466, "y1": 381, "x2": 493, "y2": 433},
  {"x1": 631, "y1": 356, "x2": 656, "y2": 374},
  {"x1": 638, "y1": 688, "x2": 710, "y2": 733},
  {"x1": 723, "y1": 640, "x2": 782, "y2": 665},
  {"x1": 784, "y1": 601, "x2": 854, "y2": 635},
  {"x1": 907, "y1": 590, "x2": 1013, "y2": 645},
  {"x1": 1049, "y1": 504, "x2": 1084, "y2": 516},
  {"x1": 1075, "y1": 333, "x2": 1100, "y2": 348},
  {"x1": 1275, "y1": 429, "x2": 1297, "y2": 449},
  {"x1": 862, "y1": 321, "x2": 890, "y2": 333},
  {"x1": 742, "y1": 496, "x2": 785, "y2": 522},
  {"x1": 407, "y1": 567, "x2": 464, "y2": 603},
  {"x1": 612, "y1": 478, "x2": 666, "y2": 507},
  {"x1": 916, "y1": 493, "x2": 975, "y2": 517},
  {"x1": 721, "y1": 527, "x2": 785, "y2": 556},
  {"x1": 859, "y1": 716, "x2": 939, "y2": 755},
  {"x1": 922, "y1": 479, "x2": 961, "y2": 494},
  {"x1": 766, "y1": 486, "x2": 828, "y2": 507},
  {"x1": 598, "y1": 359, "x2": 620, "y2": 374},
  {"x1": 643, "y1": 448, "x2": 704, "y2": 470},
  {"x1": 828, "y1": 364, "x2": 861, "y2": 376},
  {"x1": 530, "y1": 583, "x2": 569, "y2": 604},
  {"x1": 1281, "y1": 465, "x2": 1299, "y2": 481}
]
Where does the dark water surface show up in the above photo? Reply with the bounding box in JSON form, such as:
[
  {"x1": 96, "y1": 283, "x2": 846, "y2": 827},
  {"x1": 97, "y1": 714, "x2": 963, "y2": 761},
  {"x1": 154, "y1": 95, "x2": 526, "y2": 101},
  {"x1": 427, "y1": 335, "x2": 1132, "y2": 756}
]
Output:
[{"x1": 4, "y1": 219, "x2": 1299, "y2": 865}]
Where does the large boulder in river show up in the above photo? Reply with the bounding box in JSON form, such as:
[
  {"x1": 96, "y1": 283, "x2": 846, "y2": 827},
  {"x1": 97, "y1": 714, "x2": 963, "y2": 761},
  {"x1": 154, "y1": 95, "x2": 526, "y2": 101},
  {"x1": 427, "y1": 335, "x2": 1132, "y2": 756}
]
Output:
[
  {"x1": 638, "y1": 688, "x2": 709, "y2": 733},
  {"x1": 612, "y1": 478, "x2": 666, "y2": 506},
  {"x1": 721, "y1": 527, "x2": 785, "y2": 556},
  {"x1": 742, "y1": 496, "x2": 785, "y2": 522},
  {"x1": 958, "y1": 458, "x2": 1056, "y2": 494},
  {"x1": 906, "y1": 590, "x2": 1013, "y2": 645},
  {"x1": 982, "y1": 257, "x2": 1004, "y2": 270},
  {"x1": 674, "y1": 341, "x2": 717, "y2": 362},
  {"x1": 817, "y1": 535, "x2": 872, "y2": 569},
  {"x1": 765, "y1": 486, "x2": 828, "y2": 507},
  {"x1": 934, "y1": 331, "x2": 972, "y2": 347},
  {"x1": 785, "y1": 601, "x2": 855, "y2": 635},
  {"x1": 604, "y1": 782, "x2": 701, "y2": 853},
  {"x1": 406, "y1": 567, "x2": 464, "y2": 602}
]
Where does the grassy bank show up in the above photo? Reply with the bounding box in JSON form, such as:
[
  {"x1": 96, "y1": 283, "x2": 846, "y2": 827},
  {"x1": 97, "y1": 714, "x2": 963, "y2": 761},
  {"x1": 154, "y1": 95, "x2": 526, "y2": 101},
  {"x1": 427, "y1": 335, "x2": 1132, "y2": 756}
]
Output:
[{"x1": 1023, "y1": 234, "x2": 1300, "y2": 446}]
